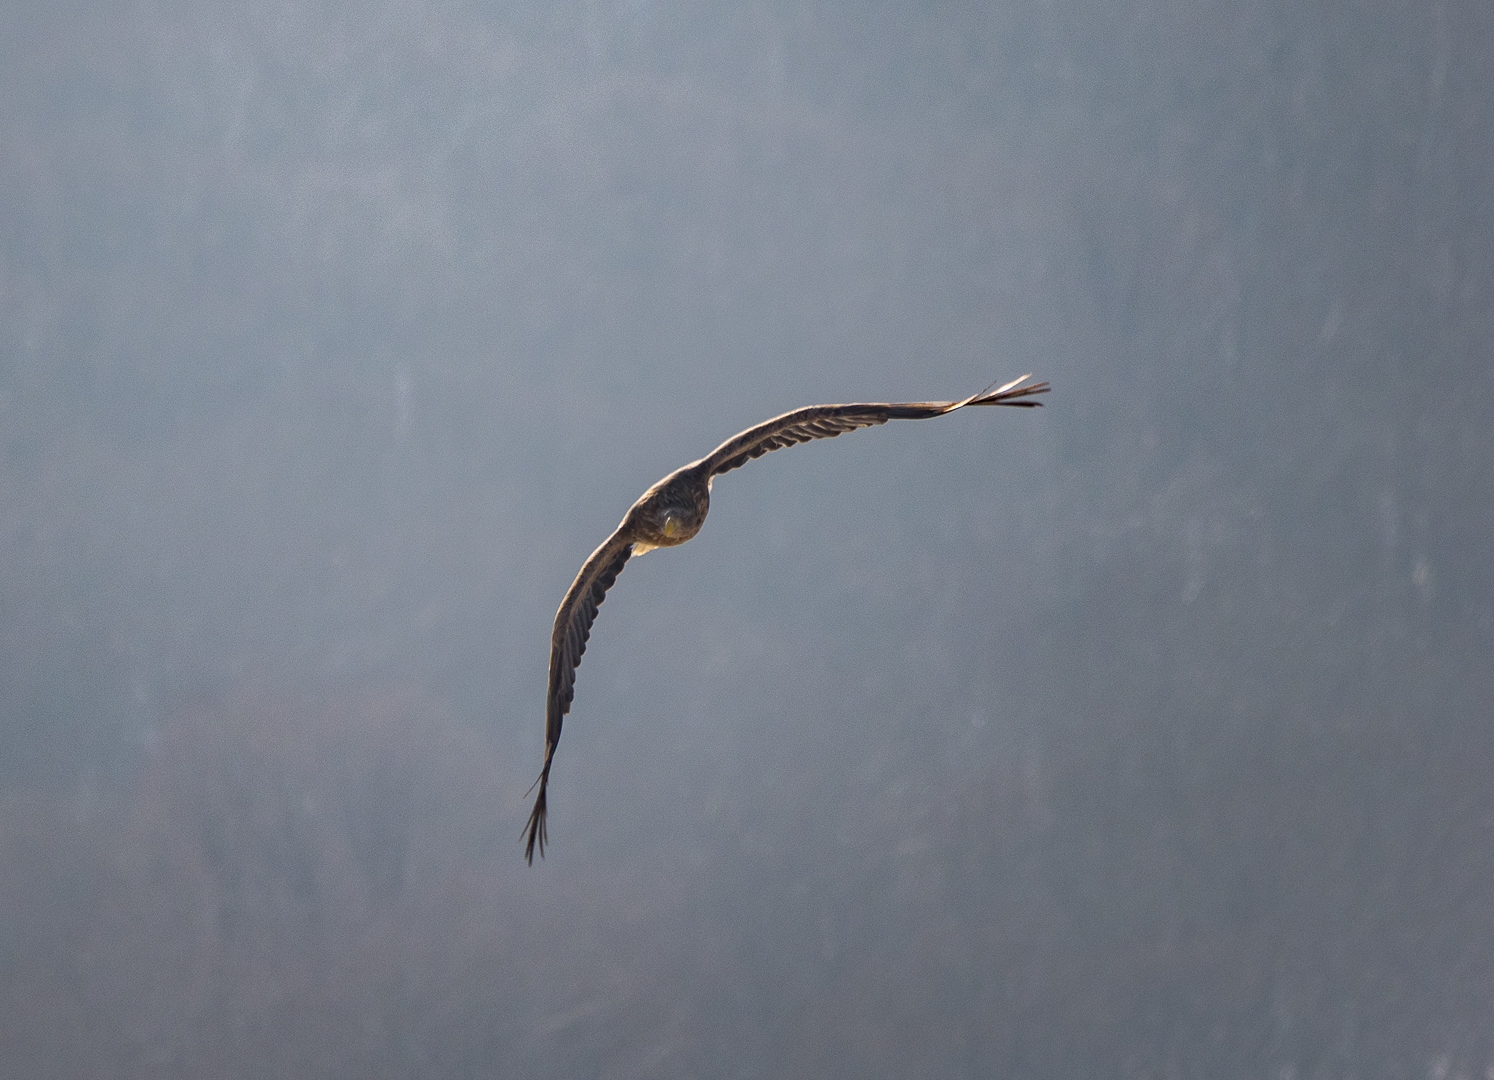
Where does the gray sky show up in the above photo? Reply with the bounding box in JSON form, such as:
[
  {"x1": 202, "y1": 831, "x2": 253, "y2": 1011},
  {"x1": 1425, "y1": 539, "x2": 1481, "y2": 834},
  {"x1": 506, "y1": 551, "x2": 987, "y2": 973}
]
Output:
[{"x1": 1, "y1": 1, "x2": 1491, "y2": 1076}]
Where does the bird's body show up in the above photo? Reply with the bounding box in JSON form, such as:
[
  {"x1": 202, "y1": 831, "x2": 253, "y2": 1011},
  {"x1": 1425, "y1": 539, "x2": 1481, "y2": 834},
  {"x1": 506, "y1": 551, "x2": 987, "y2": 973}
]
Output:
[
  {"x1": 524, "y1": 375, "x2": 1049, "y2": 862},
  {"x1": 621, "y1": 462, "x2": 713, "y2": 555}
]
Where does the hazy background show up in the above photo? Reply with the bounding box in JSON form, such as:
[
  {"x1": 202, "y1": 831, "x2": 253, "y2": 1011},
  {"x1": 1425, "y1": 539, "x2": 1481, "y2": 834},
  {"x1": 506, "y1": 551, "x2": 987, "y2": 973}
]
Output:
[{"x1": 2, "y1": 0, "x2": 1491, "y2": 1076}]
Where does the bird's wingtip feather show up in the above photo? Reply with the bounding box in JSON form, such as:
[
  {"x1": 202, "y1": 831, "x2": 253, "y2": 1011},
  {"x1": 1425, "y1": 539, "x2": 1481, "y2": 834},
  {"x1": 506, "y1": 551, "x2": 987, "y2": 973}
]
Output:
[
  {"x1": 522, "y1": 774, "x2": 549, "y2": 865},
  {"x1": 965, "y1": 374, "x2": 1050, "y2": 408}
]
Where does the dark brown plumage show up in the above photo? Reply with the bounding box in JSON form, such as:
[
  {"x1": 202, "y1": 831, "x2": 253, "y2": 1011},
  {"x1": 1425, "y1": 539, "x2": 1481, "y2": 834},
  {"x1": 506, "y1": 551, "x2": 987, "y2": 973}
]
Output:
[{"x1": 523, "y1": 375, "x2": 1049, "y2": 862}]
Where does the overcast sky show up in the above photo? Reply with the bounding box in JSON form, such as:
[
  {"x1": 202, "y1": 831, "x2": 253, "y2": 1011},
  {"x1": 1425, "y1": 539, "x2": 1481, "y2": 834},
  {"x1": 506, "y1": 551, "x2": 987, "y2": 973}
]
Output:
[{"x1": 1, "y1": 1, "x2": 1491, "y2": 1076}]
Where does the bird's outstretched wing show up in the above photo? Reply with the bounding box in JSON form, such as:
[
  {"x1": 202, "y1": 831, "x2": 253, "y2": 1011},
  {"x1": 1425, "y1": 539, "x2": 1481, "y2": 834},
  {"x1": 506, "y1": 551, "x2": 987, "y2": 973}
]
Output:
[
  {"x1": 524, "y1": 375, "x2": 1047, "y2": 863},
  {"x1": 700, "y1": 374, "x2": 1047, "y2": 478},
  {"x1": 524, "y1": 528, "x2": 634, "y2": 863}
]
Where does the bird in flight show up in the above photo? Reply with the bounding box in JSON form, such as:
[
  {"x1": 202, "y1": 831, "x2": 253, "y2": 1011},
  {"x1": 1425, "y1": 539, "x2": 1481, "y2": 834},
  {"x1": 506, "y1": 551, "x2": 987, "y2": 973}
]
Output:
[{"x1": 524, "y1": 374, "x2": 1049, "y2": 862}]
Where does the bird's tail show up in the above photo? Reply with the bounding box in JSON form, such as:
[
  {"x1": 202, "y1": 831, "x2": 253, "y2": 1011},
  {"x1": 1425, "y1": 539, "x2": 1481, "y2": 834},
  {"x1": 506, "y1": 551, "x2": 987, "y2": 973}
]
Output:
[{"x1": 522, "y1": 757, "x2": 552, "y2": 865}]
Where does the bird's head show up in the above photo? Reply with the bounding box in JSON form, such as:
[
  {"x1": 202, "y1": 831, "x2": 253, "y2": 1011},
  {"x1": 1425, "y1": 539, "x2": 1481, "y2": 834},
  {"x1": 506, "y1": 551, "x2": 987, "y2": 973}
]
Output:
[{"x1": 649, "y1": 499, "x2": 703, "y2": 545}]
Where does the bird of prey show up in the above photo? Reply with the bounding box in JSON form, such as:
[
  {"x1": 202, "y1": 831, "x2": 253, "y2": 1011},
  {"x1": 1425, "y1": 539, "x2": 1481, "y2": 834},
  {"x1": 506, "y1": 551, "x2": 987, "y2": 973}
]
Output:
[{"x1": 523, "y1": 374, "x2": 1048, "y2": 862}]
